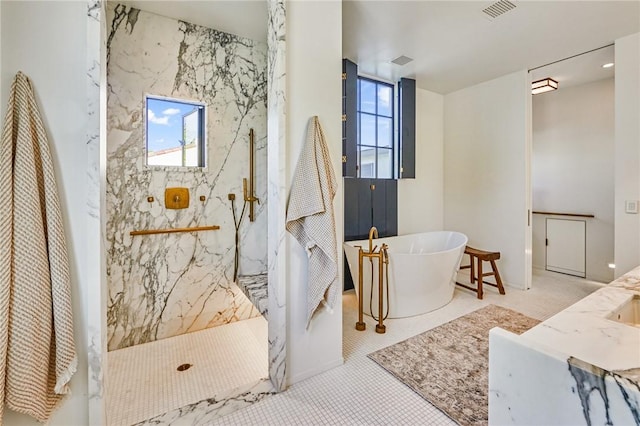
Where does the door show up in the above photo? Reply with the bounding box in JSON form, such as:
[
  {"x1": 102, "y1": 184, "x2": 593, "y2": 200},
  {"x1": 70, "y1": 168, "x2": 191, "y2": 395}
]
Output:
[{"x1": 546, "y1": 218, "x2": 586, "y2": 277}]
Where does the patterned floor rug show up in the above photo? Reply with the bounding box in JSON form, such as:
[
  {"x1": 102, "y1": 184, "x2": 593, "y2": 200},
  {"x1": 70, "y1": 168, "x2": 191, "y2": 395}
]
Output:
[{"x1": 368, "y1": 305, "x2": 540, "y2": 425}]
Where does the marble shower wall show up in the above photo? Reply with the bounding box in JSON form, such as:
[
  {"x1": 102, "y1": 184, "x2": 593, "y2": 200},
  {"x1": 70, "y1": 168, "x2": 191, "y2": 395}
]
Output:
[
  {"x1": 87, "y1": 1, "x2": 106, "y2": 422},
  {"x1": 106, "y1": 4, "x2": 268, "y2": 350},
  {"x1": 266, "y1": 0, "x2": 287, "y2": 392}
]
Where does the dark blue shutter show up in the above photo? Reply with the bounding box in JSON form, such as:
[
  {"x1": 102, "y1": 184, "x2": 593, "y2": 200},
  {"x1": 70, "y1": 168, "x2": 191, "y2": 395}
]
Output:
[
  {"x1": 342, "y1": 59, "x2": 358, "y2": 177},
  {"x1": 399, "y1": 77, "x2": 416, "y2": 178}
]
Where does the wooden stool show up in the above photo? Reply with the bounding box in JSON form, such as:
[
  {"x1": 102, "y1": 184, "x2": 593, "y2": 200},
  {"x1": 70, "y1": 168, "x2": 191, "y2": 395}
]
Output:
[{"x1": 456, "y1": 246, "x2": 505, "y2": 299}]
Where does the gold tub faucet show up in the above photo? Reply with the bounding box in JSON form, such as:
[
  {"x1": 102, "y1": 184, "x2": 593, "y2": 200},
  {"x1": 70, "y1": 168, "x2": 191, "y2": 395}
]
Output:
[
  {"x1": 368, "y1": 226, "x2": 378, "y2": 253},
  {"x1": 356, "y1": 226, "x2": 387, "y2": 334}
]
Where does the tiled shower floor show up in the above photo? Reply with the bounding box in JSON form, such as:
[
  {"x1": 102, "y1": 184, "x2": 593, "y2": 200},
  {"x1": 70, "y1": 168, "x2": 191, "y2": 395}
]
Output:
[{"x1": 106, "y1": 316, "x2": 268, "y2": 426}]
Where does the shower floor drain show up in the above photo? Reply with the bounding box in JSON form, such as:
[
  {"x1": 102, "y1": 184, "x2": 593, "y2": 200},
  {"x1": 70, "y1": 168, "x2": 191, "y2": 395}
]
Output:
[{"x1": 176, "y1": 363, "x2": 192, "y2": 372}]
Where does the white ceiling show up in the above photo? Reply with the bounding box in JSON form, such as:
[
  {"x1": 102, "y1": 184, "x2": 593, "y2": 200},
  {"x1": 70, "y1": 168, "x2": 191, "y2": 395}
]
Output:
[
  {"x1": 117, "y1": 1, "x2": 638, "y2": 94},
  {"x1": 343, "y1": 1, "x2": 639, "y2": 93}
]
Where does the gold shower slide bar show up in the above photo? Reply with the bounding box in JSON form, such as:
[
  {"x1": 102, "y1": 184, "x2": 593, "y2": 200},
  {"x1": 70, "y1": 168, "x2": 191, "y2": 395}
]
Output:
[
  {"x1": 130, "y1": 225, "x2": 220, "y2": 236},
  {"x1": 243, "y1": 128, "x2": 259, "y2": 222}
]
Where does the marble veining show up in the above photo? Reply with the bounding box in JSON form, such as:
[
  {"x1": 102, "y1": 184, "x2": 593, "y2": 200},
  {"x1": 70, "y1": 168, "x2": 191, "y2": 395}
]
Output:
[
  {"x1": 266, "y1": 0, "x2": 287, "y2": 392},
  {"x1": 106, "y1": 3, "x2": 268, "y2": 350},
  {"x1": 87, "y1": 0, "x2": 107, "y2": 424},
  {"x1": 609, "y1": 266, "x2": 640, "y2": 293},
  {"x1": 237, "y1": 274, "x2": 268, "y2": 318},
  {"x1": 134, "y1": 379, "x2": 275, "y2": 425},
  {"x1": 567, "y1": 357, "x2": 640, "y2": 425}
]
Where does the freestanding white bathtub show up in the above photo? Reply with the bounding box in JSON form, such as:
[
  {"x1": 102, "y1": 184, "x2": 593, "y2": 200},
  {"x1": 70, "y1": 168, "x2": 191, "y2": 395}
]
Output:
[{"x1": 343, "y1": 231, "x2": 468, "y2": 318}]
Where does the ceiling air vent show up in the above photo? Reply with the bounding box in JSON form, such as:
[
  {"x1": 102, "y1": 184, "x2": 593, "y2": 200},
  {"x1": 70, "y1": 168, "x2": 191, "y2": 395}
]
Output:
[
  {"x1": 391, "y1": 55, "x2": 413, "y2": 66},
  {"x1": 482, "y1": 0, "x2": 516, "y2": 19}
]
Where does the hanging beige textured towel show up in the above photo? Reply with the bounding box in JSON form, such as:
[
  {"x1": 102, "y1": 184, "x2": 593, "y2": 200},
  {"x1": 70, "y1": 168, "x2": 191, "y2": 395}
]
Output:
[
  {"x1": 286, "y1": 116, "x2": 338, "y2": 328},
  {"x1": 0, "y1": 72, "x2": 77, "y2": 423}
]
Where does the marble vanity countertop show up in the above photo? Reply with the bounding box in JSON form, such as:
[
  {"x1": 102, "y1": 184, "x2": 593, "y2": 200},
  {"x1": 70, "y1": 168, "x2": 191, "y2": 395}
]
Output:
[
  {"x1": 521, "y1": 266, "x2": 640, "y2": 383},
  {"x1": 608, "y1": 265, "x2": 640, "y2": 293}
]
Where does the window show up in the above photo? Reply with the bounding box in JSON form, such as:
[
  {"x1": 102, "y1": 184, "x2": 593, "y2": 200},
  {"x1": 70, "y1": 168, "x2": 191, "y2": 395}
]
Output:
[
  {"x1": 145, "y1": 95, "x2": 206, "y2": 167},
  {"x1": 357, "y1": 77, "x2": 394, "y2": 179}
]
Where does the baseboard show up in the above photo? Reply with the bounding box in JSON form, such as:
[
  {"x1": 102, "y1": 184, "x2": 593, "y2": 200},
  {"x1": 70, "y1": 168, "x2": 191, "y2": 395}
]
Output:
[{"x1": 287, "y1": 357, "x2": 344, "y2": 386}]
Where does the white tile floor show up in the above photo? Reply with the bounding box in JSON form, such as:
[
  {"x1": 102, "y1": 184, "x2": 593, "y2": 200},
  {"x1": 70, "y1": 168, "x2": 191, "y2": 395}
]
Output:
[
  {"x1": 106, "y1": 316, "x2": 269, "y2": 426},
  {"x1": 212, "y1": 269, "x2": 605, "y2": 425}
]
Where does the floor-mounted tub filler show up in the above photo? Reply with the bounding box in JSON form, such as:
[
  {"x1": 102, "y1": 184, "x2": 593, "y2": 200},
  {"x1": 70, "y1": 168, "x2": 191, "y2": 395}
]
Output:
[
  {"x1": 350, "y1": 227, "x2": 391, "y2": 333},
  {"x1": 344, "y1": 231, "x2": 468, "y2": 320}
]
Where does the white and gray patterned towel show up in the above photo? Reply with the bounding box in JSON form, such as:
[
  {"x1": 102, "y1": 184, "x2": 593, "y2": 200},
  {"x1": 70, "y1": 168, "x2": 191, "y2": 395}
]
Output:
[
  {"x1": 0, "y1": 72, "x2": 77, "y2": 423},
  {"x1": 286, "y1": 116, "x2": 338, "y2": 328}
]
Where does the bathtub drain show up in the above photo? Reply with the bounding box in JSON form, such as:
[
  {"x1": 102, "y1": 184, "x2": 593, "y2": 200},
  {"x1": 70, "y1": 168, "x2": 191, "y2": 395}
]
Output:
[{"x1": 177, "y1": 363, "x2": 192, "y2": 372}]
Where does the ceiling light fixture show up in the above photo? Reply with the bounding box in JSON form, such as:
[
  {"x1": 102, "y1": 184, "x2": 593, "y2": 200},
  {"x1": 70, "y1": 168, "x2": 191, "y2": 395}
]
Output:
[
  {"x1": 531, "y1": 78, "x2": 558, "y2": 95},
  {"x1": 602, "y1": 62, "x2": 614, "y2": 68}
]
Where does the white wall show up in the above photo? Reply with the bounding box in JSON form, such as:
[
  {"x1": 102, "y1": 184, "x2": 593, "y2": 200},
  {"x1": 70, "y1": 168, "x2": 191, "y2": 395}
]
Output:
[
  {"x1": 614, "y1": 32, "x2": 640, "y2": 278},
  {"x1": 0, "y1": 1, "x2": 89, "y2": 425},
  {"x1": 532, "y1": 79, "x2": 614, "y2": 283},
  {"x1": 285, "y1": 0, "x2": 343, "y2": 384},
  {"x1": 444, "y1": 71, "x2": 529, "y2": 289},
  {"x1": 398, "y1": 88, "x2": 444, "y2": 234}
]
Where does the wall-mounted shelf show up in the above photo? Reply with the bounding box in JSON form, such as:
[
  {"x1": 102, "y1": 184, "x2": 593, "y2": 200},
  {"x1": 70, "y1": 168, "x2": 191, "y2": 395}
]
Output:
[{"x1": 532, "y1": 211, "x2": 595, "y2": 218}]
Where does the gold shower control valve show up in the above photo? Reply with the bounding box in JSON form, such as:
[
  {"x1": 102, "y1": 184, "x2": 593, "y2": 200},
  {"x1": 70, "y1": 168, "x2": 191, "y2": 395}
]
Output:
[{"x1": 165, "y1": 187, "x2": 189, "y2": 209}]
